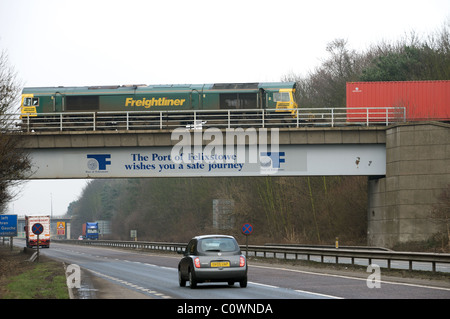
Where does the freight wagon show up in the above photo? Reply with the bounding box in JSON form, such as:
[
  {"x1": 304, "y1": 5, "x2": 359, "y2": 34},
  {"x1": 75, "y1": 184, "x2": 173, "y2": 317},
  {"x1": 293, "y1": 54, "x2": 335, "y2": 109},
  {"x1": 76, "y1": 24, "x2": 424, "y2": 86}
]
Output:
[{"x1": 346, "y1": 80, "x2": 450, "y2": 123}]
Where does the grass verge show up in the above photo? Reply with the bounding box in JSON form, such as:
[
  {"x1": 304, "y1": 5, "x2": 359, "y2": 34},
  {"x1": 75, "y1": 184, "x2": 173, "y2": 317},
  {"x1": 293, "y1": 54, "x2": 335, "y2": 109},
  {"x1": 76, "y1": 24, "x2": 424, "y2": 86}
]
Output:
[{"x1": 0, "y1": 245, "x2": 69, "y2": 299}]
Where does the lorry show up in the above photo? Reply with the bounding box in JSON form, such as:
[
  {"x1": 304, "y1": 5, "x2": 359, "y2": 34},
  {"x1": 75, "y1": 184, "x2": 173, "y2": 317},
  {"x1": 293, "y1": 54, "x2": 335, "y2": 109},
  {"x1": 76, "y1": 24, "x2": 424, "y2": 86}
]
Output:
[
  {"x1": 82, "y1": 222, "x2": 99, "y2": 240},
  {"x1": 24, "y1": 215, "x2": 51, "y2": 248}
]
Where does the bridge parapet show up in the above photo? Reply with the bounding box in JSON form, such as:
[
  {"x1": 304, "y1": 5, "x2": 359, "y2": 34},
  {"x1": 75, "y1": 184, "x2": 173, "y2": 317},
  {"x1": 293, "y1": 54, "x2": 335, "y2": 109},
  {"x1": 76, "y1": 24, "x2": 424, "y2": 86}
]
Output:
[{"x1": 17, "y1": 126, "x2": 386, "y2": 149}]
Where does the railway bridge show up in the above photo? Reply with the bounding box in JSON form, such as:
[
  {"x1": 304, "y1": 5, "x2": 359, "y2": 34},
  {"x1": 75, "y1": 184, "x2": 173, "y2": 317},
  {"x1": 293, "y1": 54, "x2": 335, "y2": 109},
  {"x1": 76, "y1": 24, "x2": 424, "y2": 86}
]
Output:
[{"x1": 12, "y1": 119, "x2": 450, "y2": 249}]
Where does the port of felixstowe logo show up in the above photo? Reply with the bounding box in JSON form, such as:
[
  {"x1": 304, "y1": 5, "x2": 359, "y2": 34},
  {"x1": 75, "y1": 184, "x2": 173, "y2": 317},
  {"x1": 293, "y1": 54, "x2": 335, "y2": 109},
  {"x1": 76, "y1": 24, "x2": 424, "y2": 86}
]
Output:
[
  {"x1": 259, "y1": 151, "x2": 285, "y2": 174},
  {"x1": 86, "y1": 154, "x2": 111, "y2": 173}
]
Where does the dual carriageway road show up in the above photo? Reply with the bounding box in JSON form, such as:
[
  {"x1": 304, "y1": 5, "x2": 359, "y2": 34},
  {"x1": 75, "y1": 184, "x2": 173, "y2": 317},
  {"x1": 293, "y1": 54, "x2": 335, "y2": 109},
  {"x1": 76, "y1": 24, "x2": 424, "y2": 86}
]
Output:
[{"x1": 15, "y1": 240, "x2": 450, "y2": 300}]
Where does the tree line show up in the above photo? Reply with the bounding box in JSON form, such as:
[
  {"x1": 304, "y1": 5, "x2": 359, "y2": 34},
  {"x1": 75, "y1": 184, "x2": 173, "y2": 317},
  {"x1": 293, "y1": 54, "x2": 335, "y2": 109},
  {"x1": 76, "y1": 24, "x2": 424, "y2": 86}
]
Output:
[{"x1": 67, "y1": 176, "x2": 368, "y2": 245}]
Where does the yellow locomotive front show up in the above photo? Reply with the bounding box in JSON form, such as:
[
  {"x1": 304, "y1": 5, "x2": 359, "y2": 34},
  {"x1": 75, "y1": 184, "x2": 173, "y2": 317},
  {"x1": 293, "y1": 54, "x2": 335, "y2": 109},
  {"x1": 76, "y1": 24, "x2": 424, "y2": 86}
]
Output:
[
  {"x1": 21, "y1": 93, "x2": 39, "y2": 116},
  {"x1": 273, "y1": 87, "x2": 298, "y2": 116}
]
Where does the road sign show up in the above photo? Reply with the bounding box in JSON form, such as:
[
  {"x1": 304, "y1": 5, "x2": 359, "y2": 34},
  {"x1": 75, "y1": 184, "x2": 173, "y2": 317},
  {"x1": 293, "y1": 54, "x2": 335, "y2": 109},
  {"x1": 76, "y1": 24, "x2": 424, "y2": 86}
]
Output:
[
  {"x1": 0, "y1": 215, "x2": 18, "y2": 237},
  {"x1": 31, "y1": 223, "x2": 44, "y2": 262},
  {"x1": 241, "y1": 223, "x2": 253, "y2": 258},
  {"x1": 32, "y1": 223, "x2": 44, "y2": 235},
  {"x1": 242, "y1": 223, "x2": 253, "y2": 235},
  {"x1": 57, "y1": 222, "x2": 65, "y2": 235}
]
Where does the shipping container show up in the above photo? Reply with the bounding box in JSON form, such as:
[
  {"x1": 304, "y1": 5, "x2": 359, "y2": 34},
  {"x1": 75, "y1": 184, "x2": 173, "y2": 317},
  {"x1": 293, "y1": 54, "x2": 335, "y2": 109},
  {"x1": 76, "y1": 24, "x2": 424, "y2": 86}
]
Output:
[{"x1": 346, "y1": 81, "x2": 450, "y2": 122}]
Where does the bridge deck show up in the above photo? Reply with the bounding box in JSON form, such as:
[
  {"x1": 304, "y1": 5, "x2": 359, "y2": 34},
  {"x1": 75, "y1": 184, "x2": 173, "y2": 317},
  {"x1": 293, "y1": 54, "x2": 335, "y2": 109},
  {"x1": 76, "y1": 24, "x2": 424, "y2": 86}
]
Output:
[{"x1": 18, "y1": 126, "x2": 386, "y2": 149}]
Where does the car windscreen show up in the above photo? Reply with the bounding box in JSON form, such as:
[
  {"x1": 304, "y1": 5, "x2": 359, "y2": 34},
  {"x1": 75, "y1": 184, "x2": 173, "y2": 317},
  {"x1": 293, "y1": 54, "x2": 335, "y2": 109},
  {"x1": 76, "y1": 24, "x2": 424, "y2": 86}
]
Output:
[{"x1": 198, "y1": 237, "x2": 239, "y2": 253}]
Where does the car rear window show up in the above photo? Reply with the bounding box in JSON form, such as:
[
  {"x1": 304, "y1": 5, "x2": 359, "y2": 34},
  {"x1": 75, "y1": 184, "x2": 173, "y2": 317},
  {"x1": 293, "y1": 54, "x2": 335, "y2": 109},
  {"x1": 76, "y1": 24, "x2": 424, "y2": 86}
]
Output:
[{"x1": 198, "y1": 237, "x2": 239, "y2": 253}]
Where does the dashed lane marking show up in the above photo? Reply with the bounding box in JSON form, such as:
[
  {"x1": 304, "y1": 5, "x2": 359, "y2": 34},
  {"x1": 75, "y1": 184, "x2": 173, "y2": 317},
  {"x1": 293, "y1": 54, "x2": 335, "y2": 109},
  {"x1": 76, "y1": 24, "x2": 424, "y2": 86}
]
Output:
[{"x1": 88, "y1": 269, "x2": 172, "y2": 299}]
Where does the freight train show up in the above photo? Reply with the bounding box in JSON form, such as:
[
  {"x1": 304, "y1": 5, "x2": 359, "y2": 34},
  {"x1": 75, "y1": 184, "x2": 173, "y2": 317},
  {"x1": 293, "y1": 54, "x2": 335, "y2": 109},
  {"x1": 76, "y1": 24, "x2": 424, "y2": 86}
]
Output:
[{"x1": 19, "y1": 80, "x2": 449, "y2": 130}]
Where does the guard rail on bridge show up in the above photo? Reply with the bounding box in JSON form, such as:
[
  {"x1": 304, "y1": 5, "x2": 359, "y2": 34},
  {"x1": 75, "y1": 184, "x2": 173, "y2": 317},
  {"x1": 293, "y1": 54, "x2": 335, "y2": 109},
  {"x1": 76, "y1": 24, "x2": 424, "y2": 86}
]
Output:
[
  {"x1": 56, "y1": 239, "x2": 450, "y2": 273},
  {"x1": 2, "y1": 107, "x2": 405, "y2": 132}
]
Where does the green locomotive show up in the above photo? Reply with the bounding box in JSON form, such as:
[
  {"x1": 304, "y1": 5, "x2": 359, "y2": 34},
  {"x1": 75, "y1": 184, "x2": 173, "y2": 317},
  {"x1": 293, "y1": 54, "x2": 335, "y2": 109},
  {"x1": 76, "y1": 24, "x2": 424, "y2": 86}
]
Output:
[{"x1": 21, "y1": 82, "x2": 297, "y2": 115}]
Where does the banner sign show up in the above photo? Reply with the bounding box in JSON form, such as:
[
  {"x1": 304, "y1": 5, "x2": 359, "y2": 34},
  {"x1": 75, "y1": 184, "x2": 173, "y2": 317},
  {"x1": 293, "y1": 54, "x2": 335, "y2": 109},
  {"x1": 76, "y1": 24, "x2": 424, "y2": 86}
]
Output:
[{"x1": 28, "y1": 144, "x2": 385, "y2": 179}]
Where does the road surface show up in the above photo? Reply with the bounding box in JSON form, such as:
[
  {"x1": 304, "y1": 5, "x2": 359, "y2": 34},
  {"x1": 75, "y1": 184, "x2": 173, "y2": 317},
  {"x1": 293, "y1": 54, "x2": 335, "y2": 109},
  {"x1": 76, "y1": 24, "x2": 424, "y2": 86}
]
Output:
[{"x1": 22, "y1": 240, "x2": 450, "y2": 300}]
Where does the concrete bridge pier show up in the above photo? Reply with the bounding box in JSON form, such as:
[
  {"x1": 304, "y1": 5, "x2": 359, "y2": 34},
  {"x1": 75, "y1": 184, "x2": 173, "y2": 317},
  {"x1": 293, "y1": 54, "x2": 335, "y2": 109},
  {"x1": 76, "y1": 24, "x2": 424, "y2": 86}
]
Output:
[{"x1": 368, "y1": 122, "x2": 450, "y2": 248}]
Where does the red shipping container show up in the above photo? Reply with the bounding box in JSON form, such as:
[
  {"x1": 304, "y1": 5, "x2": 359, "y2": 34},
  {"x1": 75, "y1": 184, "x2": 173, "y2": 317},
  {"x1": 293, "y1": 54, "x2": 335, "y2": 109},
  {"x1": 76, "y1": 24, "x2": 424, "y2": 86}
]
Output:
[{"x1": 346, "y1": 81, "x2": 450, "y2": 122}]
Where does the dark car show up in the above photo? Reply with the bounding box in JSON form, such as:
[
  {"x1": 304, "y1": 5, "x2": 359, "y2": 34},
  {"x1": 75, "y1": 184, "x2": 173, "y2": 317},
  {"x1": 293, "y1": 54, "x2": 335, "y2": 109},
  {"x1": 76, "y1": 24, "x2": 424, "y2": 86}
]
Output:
[{"x1": 178, "y1": 235, "x2": 247, "y2": 288}]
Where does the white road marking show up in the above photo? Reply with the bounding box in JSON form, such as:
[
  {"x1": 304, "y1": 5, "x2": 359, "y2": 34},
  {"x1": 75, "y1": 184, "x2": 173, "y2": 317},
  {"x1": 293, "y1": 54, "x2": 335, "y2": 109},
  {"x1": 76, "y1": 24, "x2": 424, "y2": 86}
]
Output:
[
  {"x1": 250, "y1": 264, "x2": 450, "y2": 292},
  {"x1": 88, "y1": 269, "x2": 172, "y2": 299}
]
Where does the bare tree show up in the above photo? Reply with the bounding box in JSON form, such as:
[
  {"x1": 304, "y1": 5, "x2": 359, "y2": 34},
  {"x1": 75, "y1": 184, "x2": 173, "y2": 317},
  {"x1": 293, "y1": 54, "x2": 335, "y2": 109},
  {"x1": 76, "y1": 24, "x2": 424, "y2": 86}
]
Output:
[
  {"x1": 285, "y1": 39, "x2": 369, "y2": 109},
  {"x1": 0, "y1": 49, "x2": 31, "y2": 211}
]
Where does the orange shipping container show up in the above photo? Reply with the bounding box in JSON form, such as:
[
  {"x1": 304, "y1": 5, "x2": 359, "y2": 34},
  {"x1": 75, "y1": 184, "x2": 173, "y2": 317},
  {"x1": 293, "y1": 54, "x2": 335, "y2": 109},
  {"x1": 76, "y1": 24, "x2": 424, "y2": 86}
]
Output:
[{"x1": 346, "y1": 81, "x2": 450, "y2": 122}]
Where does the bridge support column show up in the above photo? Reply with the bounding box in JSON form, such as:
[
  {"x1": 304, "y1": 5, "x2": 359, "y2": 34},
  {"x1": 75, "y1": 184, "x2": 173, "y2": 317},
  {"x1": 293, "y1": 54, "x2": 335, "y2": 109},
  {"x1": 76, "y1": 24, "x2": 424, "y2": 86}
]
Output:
[{"x1": 368, "y1": 122, "x2": 450, "y2": 248}]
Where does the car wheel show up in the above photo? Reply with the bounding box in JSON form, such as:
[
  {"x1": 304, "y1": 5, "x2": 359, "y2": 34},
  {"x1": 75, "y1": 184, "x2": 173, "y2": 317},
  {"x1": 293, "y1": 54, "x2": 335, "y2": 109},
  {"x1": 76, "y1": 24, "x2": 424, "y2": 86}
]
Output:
[
  {"x1": 239, "y1": 276, "x2": 247, "y2": 288},
  {"x1": 228, "y1": 281, "x2": 235, "y2": 286},
  {"x1": 178, "y1": 269, "x2": 186, "y2": 287},
  {"x1": 189, "y1": 269, "x2": 197, "y2": 289}
]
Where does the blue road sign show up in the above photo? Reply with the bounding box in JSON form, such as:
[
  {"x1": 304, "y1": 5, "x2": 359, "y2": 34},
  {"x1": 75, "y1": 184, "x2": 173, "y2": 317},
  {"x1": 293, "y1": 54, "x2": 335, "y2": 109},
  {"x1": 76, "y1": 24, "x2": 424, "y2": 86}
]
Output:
[
  {"x1": 242, "y1": 223, "x2": 253, "y2": 235},
  {"x1": 0, "y1": 215, "x2": 18, "y2": 237},
  {"x1": 32, "y1": 223, "x2": 44, "y2": 235}
]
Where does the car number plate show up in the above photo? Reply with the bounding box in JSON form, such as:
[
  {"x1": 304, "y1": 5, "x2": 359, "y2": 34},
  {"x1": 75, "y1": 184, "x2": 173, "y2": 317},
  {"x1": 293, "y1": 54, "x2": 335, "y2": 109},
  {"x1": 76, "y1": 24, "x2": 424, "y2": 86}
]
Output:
[{"x1": 211, "y1": 261, "x2": 230, "y2": 267}]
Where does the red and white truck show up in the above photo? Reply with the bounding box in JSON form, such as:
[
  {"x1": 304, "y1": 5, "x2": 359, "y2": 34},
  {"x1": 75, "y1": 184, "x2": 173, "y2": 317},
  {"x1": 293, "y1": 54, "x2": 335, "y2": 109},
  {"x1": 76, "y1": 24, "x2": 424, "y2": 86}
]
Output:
[{"x1": 24, "y1": 215, "x2": 51, "y2": 248}]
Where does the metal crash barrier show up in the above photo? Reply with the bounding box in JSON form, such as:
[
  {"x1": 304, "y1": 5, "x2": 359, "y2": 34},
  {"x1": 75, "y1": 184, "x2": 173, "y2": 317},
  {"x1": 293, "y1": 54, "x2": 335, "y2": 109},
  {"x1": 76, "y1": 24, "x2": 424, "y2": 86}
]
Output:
[{"x1": 56, "y1": 239, "x2": 450, "y2": 273}]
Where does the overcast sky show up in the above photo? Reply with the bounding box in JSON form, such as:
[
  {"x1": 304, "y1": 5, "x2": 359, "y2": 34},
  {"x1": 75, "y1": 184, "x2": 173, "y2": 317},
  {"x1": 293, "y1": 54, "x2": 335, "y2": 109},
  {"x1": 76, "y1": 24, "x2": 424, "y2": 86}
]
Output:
[{"x1": 1, "y1": 0, "x2": 449, "y2": 216}]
